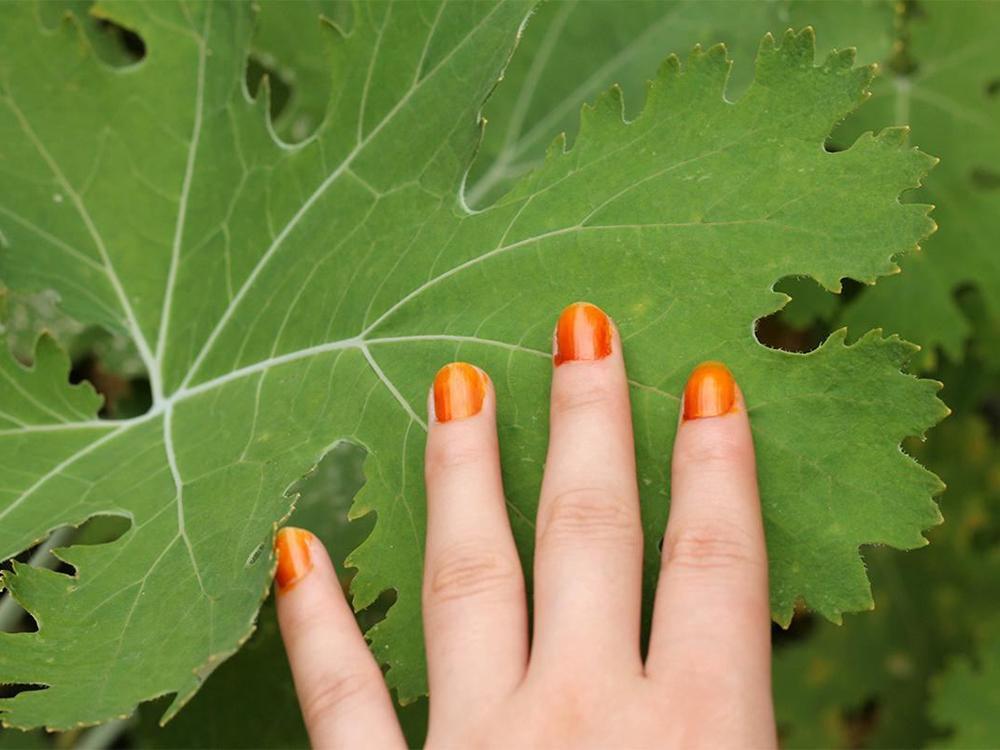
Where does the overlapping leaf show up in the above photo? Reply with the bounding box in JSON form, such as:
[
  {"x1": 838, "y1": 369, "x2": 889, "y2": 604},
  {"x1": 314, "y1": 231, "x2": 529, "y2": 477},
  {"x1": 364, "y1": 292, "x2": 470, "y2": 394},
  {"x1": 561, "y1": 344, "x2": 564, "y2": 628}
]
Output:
[
  {"x1": 465, "y1": 0, "x2": 897, "y2": 207},
  {"x1": 835, "y1": 0, "x2": 1000, "y2": 362},
  {"x1": 774, "y1": 415, "x2": 1000, "y2": 748},
  {"x1": 0, "y1": 0, "x2": 945, "y2": 728}
]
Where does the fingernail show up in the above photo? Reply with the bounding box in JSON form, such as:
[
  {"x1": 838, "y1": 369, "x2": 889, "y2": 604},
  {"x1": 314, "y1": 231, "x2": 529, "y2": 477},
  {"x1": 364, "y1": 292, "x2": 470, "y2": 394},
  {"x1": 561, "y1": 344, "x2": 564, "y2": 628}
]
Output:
[
  {"x1": 683, "y1": 361, "x2": 736, "y2": 420},
  {"x1": 275, "y1": 527, "x2": 314, "y2": 593},
  {"x1": 433, "y1": 362, "x2": 487, "y2": 422},
  {"x1": 554, "y1": 302, "x2": 613, "y2": 366}
]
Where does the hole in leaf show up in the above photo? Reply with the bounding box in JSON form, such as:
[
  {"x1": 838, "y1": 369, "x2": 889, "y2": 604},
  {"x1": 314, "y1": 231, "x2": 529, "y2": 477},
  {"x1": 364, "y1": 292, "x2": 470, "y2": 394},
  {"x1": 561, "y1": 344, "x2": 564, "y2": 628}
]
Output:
[
  {"x1": 755, "y1": 310, "x2": 826, "y2": 354},
  {"x1": 0, "y1": 683, "x2": 47, "y2": 701},
  {"x1": 68, "y1": 513, "x2": 132, "y2": 549},
  {"x1": 971, "y1": 167, "x2": 1000, "y2": 190},
  {"x1": 0, "y1": 516, "x2": 131, "y2": 632},
  {"x1": 96, "y1": 19, "x2": 147, "y2": 62},
  {"x1": 36, "y1": 2, "x2": 147, "y2": 67},
  {"x1": 70, "y1": 349, "x2": 152, "y2": 419},
  {"x1": 767, "y1": 275, "x2": 841, "y2": 340},
  {"x1": 246, "y1": 56, "x2": 294, "y2": 125}
]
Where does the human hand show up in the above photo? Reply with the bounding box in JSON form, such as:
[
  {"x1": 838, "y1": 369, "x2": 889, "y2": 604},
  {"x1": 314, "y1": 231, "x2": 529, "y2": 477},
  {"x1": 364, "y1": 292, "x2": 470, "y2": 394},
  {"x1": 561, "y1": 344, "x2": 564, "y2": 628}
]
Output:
[{"x1": 274, "y1": 302, "x2": 776, "y2": 749}]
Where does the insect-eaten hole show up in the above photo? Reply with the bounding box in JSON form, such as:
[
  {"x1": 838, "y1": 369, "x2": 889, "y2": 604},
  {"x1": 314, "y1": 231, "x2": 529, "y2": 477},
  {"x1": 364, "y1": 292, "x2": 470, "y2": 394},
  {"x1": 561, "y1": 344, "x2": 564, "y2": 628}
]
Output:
[
  {"x1": 755, "y1": 276, "x2": 854, "y2": 354},
  {"x1": 822, "y1": 138, "x2": 849, "y2": 154},
  {"x1": 246, "y1": 55, "x2": 294, "y2": 129},
  {"x1": 0, "y1": 683, "x2": 47, "y2": 702},
  {"x1": 96, "y1": 18, "x2": 147, "y2": 62},
  {"x1": 971, "y1": 167, "x2": 1000, "y2": 191},
  {"x1": 70, "y1": 348, "x2": 152, "y2": 419},
  {"x1": 0, "y1": 515, "x2": 132, "y2": 633},
  {"x1": 36, "y1": 4, "x2": 145, "y2": 66},
  {"x1": 66, "y1": 513, "x2": 132, "y2": 550},
  {"x1": 5, "y1": 290, "x2": 154, "y2": 417}
]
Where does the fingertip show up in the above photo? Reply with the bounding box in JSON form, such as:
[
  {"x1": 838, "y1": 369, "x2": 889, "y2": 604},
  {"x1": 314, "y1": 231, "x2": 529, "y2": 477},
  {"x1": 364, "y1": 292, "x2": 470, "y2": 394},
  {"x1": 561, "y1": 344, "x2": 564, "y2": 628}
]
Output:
[
  {"x1": 681, "y1": 361, "x2": 740, "y2": 421},
  {"x1": 553, "y1": 301, "x2": 614, "y2": 366},
  {"x1": 430, "y1": 361, "x2": 491, "y2": 424},
  {"x1": 275, "y1": 527, "x2": 317, "y2": 594}
]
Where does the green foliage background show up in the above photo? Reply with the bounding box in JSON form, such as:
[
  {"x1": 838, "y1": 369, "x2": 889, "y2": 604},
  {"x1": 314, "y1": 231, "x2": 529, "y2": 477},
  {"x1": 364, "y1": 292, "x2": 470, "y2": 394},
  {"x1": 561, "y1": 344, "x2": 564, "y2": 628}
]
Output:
[{"x1": 0, "y1": 0, "x2": 996, "y2": 747}]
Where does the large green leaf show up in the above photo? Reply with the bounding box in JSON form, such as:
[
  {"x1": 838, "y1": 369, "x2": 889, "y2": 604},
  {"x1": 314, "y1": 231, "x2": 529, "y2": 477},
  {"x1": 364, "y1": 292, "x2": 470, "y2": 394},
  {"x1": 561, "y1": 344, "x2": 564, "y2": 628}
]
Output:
[
  {"x1": 836, "y1": 0, "x2": 1000, "y2": 363},
  {"x1": 0, "y1": 0, "x2": 944, "y2": 729}
]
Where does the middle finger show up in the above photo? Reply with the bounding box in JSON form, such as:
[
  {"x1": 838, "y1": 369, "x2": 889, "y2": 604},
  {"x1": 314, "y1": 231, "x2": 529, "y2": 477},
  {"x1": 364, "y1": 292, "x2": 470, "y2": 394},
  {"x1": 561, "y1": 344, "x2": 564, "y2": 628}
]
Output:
[{"x1": 531, "y1": 302, "x2": 644, "y2": 674}]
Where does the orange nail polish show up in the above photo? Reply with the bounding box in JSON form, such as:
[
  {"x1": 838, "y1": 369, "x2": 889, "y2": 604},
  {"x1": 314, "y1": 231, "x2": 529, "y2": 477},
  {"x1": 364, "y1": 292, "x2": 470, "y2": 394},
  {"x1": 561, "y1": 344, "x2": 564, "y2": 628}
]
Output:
[
  {"x1": 554, "y1": 302, "x2": 613, "y2": 365},
  {"x1": 433, "y1": 362, "x2": 487, "y2": 422},
  {"x1": 275, "y1": 527, "x2": 314, "y2": 592},
  {"x1": 683, "y1": 362, "x2": 736, "y2": 419}
]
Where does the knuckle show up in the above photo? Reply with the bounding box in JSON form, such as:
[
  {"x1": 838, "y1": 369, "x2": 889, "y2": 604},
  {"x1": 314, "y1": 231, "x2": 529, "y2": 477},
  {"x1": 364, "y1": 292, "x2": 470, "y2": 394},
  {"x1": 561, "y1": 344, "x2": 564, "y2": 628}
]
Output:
[
  {"x1": 675, "y1": 433, "x2": 744, "y2": 469},
  {"x1": 540, "y1": 486, "x2": 638, "y2": 546},
  {"x1": 664, "y1": 523, "x2": 755, "y2": 572},
  {"x1": 550, "y1": 381, "x2": 616, "y2": 419},
  {"x1": 279, "y1": 596, "x2": 330, "y2": 636},
  {"x1": 426, "y1": 542, "x2": 518, "y2": 604},
  {"x1": 301, "y1": 668, "x2": 378, "y2": 726},
  {"x1": 425, "y1": 439, "x2": 490, "y2": 476}
]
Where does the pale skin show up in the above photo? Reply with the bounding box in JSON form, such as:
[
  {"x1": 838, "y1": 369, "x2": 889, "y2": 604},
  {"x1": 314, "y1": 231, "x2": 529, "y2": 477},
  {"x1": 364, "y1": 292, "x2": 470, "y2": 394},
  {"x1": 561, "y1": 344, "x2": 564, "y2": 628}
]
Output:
[{"x1": 274, "y1": 302, "x2": 777, "y2": 749}]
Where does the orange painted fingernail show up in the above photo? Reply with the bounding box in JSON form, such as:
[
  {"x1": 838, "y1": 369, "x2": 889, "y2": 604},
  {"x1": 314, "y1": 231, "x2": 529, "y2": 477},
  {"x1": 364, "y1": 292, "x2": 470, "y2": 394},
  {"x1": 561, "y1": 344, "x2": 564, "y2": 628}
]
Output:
[
  {"x1": 554, "y1": 302, "x2": 613, "y2": 365},
  {"x1": 683, "y1": 361, "x2": 736, "y2": 419},
  {"x1": 433, "y1": 362, "x2": 487, "y2": 422},
  {"x1": 275, "y1": 527, "x2": 314, "y2": 593}
]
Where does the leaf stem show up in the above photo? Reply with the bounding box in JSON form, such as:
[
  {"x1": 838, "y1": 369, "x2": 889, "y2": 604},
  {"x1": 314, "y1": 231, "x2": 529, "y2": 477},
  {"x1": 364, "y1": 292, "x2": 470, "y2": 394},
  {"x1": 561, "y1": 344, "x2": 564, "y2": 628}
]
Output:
[{"x1": 74, "y1": 717, "x2": 132, "y2": 750}]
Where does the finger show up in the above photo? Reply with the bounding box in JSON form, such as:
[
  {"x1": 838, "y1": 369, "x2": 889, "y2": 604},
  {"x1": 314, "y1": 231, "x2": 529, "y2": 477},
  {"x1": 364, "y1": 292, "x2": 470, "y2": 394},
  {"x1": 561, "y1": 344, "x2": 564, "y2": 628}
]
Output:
[
  {"x1": 274, "y1": 527, "x2": 405, "y2": 750},
  {"x1": 531, "y1": 302, "x2": 643, "y2": 673},
  {"x1": 645, "y1": 363, "x2": 774, "y2": 743},
  {"x1": 422, "y1": 363, "x2": 527, "y2": 725}
]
